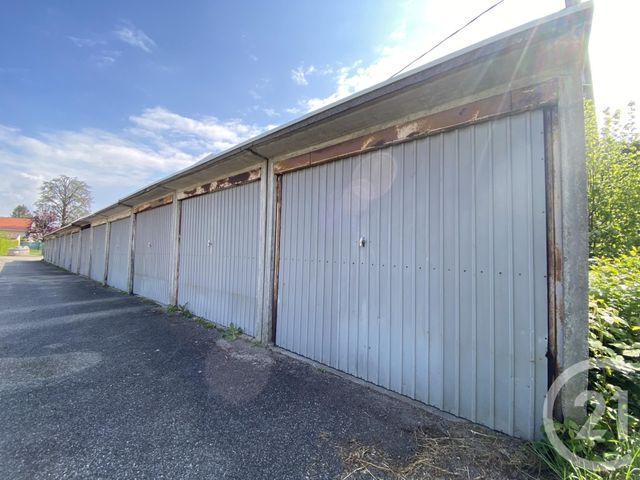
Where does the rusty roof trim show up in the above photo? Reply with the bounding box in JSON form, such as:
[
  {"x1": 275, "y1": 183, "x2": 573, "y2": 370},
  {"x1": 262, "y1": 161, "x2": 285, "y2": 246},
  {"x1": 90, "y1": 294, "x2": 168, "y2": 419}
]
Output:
[{"x1": 44, "y1": 2, "x2": 592, "y2": 239}]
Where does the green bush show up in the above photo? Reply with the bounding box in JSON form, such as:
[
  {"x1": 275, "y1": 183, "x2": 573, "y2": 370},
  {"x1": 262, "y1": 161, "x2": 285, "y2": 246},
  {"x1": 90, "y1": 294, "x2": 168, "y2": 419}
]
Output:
[
  {"x1": 590, "y1": 251, "x2": 640, "y2": 328},
  {"x1": 0, "y1": 236, "x2": 19, "y2": 255},
  {"x1": 533, "y1": 101, "x2": 640, "y2": 478},
  {"x1": 589, "y1": 252, "x2": 640, "y2": 423},
  {"x1": 531, "y1": 253, "x2": 640, "y2": 479},
  {"x1": 586, "y1": 101, "x2": 640, "y2": 258}
]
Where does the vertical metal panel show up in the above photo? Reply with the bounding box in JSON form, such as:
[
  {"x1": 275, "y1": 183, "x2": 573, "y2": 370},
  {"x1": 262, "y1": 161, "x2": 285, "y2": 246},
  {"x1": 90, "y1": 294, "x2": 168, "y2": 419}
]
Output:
[
  {"x1": 67, "y1": 234, "x2": 73, "y2": 270},
  {"x1": 63, "y1": 234, "x2": 72, "y2": 271},
  {"x1": 57, "y1": 237, "x2": 63, "y2": 267},
  {"x1": 62, "y1": 235, "x2": 67, "y2": 269},
  {"x1": 59, "y1": 236, "x2": 66, "y2": 268},
  {"x1": 107, "y1": 217, "x2": 132, "y2": 291},
  {"x1": 79, "y1": 229, "x2": 91, "y2": 277},
  {"x1": 54, "y1": 237, "x2": 60, "y2": 266},
  {"x1": 178, "y1": 182, "x2": 261, "y2": 336},
  {"x1": 133, "y1": 204, "x2": 175, "y2": 304},
  {"x1": 276, "y1": 110, "x2": 548, "y2": 440},
  {"x1": 91, "y1": 224, "x2": 107, "y2": 282},
  {"x1": 56, "y1": 237, "x2": 61, "y2": 266},
  {"x1": 70, "y1": 233, "x2": 80, "y2": 273}
]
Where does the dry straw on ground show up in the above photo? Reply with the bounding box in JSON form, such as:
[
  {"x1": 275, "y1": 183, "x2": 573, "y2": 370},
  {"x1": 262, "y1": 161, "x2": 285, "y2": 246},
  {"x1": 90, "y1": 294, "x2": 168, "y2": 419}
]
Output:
[{"x1": 339, "y1": 420, "x2": 551, "y2": 480}]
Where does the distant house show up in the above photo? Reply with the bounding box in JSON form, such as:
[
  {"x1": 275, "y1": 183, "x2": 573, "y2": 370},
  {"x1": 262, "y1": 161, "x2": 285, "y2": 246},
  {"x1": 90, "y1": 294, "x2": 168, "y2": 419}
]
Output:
[{"x1": 0, "y1": 217, "x2": 33, "y2": 242}]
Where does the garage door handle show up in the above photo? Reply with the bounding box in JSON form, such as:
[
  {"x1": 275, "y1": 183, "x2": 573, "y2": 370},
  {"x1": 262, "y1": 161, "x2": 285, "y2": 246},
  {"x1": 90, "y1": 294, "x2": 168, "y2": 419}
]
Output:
[{"x1": 358, "y1": 236, "x2": 366, "y2": 248}]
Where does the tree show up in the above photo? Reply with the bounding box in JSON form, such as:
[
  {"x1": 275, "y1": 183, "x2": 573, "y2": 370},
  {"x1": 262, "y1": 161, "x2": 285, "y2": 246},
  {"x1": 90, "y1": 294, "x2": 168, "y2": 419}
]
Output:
[
  {"x1": 586, "y1": 100, "x2": 640, "y2": 258},
  {"x1": 26, "y1": 210, "x2": 58, "y2": 241},
  {"x1": 35, "y1": 175, "x2": 91, "y2": 226},
  {"x1": 11, "y1": 205, "x2": 31, "y2": 217}
]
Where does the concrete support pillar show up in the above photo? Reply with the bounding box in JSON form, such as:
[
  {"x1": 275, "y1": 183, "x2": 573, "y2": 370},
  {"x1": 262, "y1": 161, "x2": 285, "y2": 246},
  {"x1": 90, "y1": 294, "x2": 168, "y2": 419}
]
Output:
[
  {"x1": 555, "y1": 71, "x2": 589, "y2": 421},
  {"x1": 103, "y1": 221, "x2": 111, "y2": 286},
  {"x1": 255, "y1": 160, "x2": 270, "y2": 343},
  {"x1": 259, "y1": 159, "x2": 277, "y2": 345},
  {"x1": 127, "y1": 211, "x2": 136, "y2": 294},
  {"x1": 169, "y1": 193, "x2": 181, "y2": 306},
  {"x1": 88, "y1": 226, "x2": 94, "y2": 280}
]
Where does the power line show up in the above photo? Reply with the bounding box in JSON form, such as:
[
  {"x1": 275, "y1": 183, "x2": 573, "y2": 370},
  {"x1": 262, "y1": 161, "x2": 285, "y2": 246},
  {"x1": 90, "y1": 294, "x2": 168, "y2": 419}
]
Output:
[{"x1": 389, "y1": 0, "x2": 506, "y2": 79}]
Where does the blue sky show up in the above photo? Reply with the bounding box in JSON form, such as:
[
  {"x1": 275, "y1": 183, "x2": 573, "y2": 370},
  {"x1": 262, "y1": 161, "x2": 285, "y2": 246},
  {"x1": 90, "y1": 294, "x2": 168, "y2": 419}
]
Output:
[{"x1": 0, "y1": 0, "x2": 637, "y2": 215}]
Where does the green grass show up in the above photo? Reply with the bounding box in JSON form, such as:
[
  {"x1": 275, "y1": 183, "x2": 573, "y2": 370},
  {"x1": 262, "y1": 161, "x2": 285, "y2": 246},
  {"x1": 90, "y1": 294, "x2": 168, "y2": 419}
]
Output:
[
  {"x1": 29, "y1": 249, "x2": 42, "y2": 256},
  {"x1": 166, "y1": 303, "x2": 193, "y2": 318},
  {"x1": 194, "y1": 317, "x2": 215, "y2": 330},
  {"x1": 166, "y1": 304, "x2": 243, "y2": 337},
  {"x1": 222, "y1": 323, "x2": 243, "y2": 340}
]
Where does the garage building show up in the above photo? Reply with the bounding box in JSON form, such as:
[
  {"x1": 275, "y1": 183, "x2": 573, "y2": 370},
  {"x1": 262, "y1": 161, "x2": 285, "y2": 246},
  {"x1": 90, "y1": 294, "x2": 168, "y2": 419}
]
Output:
[{"x1": 43, "y1": 5, "x2": 592, "y2": 440}]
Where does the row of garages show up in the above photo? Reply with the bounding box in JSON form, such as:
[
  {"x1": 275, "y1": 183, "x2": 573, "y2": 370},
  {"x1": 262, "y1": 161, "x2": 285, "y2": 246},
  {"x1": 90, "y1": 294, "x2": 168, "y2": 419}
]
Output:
[
  {"x1": 42, "y1": 5, "x2": 592, "y2": 441},
  {"x1": 44, "y1": 182, "x2": 261, "y2": 336}
]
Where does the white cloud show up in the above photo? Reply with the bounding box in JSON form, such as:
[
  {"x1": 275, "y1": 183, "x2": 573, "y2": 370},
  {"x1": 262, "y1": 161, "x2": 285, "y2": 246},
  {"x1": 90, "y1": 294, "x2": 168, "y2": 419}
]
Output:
[
  {"x1": 129, "y1": 107, "x2": 265, "y2": 152},
  {"x1": 263, "y1": 108, "x2": 279, "y2": 117},
  {"x1": 389, "y1": 21, "x2": 407, "y2": 42},
  {"x1": 0, "y1": 109, "x2": 268, "y2": 215},
  {"x1": 67, "y1": 36, "x2": 105, "y2": 48},
  {"x1": 114, "y1": 21, "x2": 156, "y2": 53},
  {"x1": 92, "y1": 50, "x2": 121, "y2": 68},
  {"x1": 291, "y1": 65, "x2": 316, "y2": 86},
  {"x1": 298, "y1": 0, "x2": 565, "y2": 113},
  {"x1": 248, "y1": 77, "x2": 270, "y2": 100}
]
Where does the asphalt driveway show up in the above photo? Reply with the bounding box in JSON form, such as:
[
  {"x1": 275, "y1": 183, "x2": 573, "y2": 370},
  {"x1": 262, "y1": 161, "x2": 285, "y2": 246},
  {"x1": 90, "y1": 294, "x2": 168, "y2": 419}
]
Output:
[{"x1": 0, "y1": 257, "x2": 537, "y2": 479}]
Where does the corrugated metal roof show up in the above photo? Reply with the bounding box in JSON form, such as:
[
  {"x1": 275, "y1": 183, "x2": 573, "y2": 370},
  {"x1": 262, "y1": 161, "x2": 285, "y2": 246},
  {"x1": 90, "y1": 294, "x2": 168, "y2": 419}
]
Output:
[{"x1": 45, "y1": 2, "x2": 592, "y2": 238}]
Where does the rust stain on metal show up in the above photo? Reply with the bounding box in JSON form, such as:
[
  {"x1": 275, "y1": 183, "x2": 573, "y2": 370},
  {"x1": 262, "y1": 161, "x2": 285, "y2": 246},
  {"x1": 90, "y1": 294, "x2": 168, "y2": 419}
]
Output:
[
  {"x1": 274, "y1": 81, "x2": 558, "y2": 174},
  {"x1": 133, "y1": 194, "x2": 173, "y2": 214},
  {"x1": 511, "y1": 79, "x2": 557, "y2": 111},
  {"x1": 544, "y1": 107, "x2": 561, "y2": 394},
  {"x1": 271, "y1": 175, "x2": 283, "y2": 344},
  {"x1": 177, "y1": 168, "x2": 261, "y2": 200}
]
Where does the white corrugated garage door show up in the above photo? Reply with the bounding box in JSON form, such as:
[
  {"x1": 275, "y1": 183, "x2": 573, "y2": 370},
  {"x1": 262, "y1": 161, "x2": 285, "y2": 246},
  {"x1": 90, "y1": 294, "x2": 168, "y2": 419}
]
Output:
[
  {"x1": 275, "y1": 110, "x2": 548, "y2": 439},
  {"x1": 70, "y1": 232, "x2": 80, "y2": 274},
  {"x1": 178, "y1": 182, "x2": 261, "y2": 336},
  {"x1": 107, "y1": 217, "x2": 131, "y2": 291},
  {"x1": 91, "y1": 224, "x2": 107, "y2": 282},
  {"x1": 53, "y1": 238, "x2": 59, "y2": 265},
  {"x1": 79, "y1": 229, "x2": 91, "y2": 277},
  {"x1": 133, "y1": 204, "x2": 175, "y2": 304},
  {"x1": 63, "y1": 235, "x2": 72, "y2": 271},
  {"x1": 56, "y1": 237, "x2": 62, "y2": 267}
]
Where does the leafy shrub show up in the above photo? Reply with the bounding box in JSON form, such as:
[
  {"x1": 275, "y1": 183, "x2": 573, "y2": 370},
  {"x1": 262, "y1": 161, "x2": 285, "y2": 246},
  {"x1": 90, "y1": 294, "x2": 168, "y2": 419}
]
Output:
[
  {"x1": 223, "y1": 323, "x2": 243, "y2": 340},
  {"x1": 588, "y1": 252, "x2": 640, "y2": 424},
  {"x1": 531, "y1": 253, "x2": 640, "y2": 478},
  {"x1": 589, "y1": 251, "x2": 640, "y2": 327},
  {"x1": 586, "y1": 101, "x2": 640, "y2": 258}
]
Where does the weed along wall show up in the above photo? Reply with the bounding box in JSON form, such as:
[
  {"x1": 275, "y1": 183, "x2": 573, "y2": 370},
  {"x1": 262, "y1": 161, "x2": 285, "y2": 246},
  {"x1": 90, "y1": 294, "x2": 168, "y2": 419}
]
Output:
[{"x1": 43, "y1": 5, "x2": 593, "y2": 441}]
